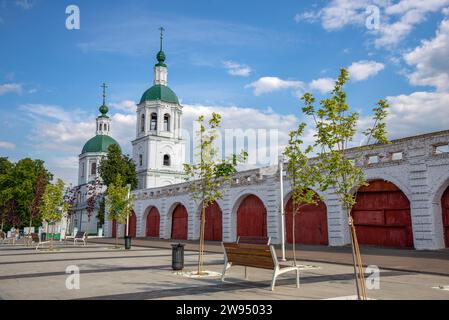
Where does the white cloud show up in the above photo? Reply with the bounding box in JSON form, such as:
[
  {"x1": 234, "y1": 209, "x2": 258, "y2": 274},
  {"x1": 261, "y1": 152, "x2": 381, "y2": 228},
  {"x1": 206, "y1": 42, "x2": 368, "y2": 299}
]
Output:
[
  {"x1": 404, "y1": 19, "x2": 449, "y2": 91},
  {"x1": 223, "y1": 61, "x2": 252, "y2": 77},
  {"x1": 295, "y1": 0, "x2": 449, "y2": 47},
  {"x1": 110, "y1": 100, "x2": 137, "y2": 113},
  {"x1": 309, "y1": 77, "x2": 335, "y2": 94},
  {"x1": 0, "y1": 141, "x2": 16, "y2": 150},
  {"x1": 0, "y1": 83, "x2": 22, "y2": 95},
  {"x1": 245, "y1": 77, "x2": 305, "y2": 96},
  {"x1": 385, "y1": 91, "x2": 449, "y2": 138},
  {"x1": 348, "y1": 60, "x2": 385, "y2": 81}
]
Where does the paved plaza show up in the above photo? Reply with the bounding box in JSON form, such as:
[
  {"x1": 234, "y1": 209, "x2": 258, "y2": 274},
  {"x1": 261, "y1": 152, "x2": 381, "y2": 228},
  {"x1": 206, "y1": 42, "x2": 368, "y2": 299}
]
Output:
[{"x1": 0, "y1": 240, "x2": 449, "y2": 300}]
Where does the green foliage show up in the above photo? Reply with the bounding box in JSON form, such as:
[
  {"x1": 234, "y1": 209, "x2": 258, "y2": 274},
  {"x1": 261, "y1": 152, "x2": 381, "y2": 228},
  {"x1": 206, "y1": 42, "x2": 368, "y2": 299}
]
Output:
[
  {"x1": 99, "y1": 144, "x2": 138, "y2": 189},
  {"x1": 183, "y1": 113, "x2": 248, "y2": 209},
  {"x1": 0, "y1": 157, "x2": 52, "y2": 229},
  {"x1": 283, "y1": 123, "x2": 323, "y2": 209},
  {"x1": 105, "y1": 175, "x2": 134, "y2": 226},
  {"x1": 301, "y1": 68, "x2": 390, "y2": 210},
  {"x1": 40, "y1": 179, "x2": 67, "y2": 224},
  {"x1": 97, "y1": 197, "x2": 106, "y2": 226}
]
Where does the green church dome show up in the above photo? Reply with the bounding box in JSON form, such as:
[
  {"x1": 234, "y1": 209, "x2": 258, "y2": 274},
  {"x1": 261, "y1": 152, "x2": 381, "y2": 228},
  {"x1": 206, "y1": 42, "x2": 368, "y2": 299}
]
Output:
[
  {"x1": 81, "y1": 135, "x2": 120, "y2": 154},
  {"x1": 140, "y1": 84, "x2": 179, "y2": 104}
]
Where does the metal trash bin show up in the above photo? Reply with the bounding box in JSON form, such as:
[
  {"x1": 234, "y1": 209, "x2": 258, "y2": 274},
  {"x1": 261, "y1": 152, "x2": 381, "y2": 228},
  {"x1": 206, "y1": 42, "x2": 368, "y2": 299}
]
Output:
[
  {"x1": 171, "y1": 243, "x2": 185, "y2": 271},
  {"x1": 41, "y1": 232, "x2": 46, "y2": 241},
  {"x1": 124, "y1": 235, "x2": 132, "y2": 250}
]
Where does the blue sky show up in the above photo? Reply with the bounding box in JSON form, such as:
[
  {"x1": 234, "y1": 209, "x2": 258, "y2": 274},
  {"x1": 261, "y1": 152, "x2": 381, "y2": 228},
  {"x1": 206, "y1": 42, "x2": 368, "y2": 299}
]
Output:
[{"x1": 1, "y1": 0, "x2": 449, "y2": 185}]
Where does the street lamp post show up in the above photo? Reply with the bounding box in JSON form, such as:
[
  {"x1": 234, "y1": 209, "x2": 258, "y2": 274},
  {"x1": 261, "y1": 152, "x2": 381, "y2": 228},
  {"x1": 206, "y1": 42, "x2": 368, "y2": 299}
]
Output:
[{"x1": 279, "y1": 154, "x2": 286, "y2": 262}]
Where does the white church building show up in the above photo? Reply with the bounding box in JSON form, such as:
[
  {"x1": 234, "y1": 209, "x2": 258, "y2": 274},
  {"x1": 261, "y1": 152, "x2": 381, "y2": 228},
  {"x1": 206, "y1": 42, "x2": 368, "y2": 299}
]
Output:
[{"x1": 74, "y1": 31, "x2": 449, "y2": 251}]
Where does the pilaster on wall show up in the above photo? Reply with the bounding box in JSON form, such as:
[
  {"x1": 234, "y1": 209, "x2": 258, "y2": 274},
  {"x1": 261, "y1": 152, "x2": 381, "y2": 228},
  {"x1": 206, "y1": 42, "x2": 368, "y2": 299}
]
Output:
[{"x1": 325, "y1": 188, "x2": 350, "y2": 246}]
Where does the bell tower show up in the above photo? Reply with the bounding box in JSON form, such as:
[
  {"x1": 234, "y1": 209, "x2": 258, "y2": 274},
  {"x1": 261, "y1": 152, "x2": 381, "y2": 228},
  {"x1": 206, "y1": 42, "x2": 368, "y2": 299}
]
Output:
[{"x1": 132, "y1": 28, "x2": 186, "y2": 189}]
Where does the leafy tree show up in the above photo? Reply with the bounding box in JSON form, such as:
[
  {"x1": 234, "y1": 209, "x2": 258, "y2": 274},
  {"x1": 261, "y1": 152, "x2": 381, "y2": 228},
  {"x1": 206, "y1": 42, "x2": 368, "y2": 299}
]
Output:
[
  {"x1": 301, "y1": 68, "x2": 389, "y2": 300},
  {"x1": 283, "y1": 123, "x2": 323, "y2": 265},
  {"x1": 184, "y1": 113, "x2": 247, "y2": 275},
  {"x1": 0, "y1": 158, "x2": 52, "y2": 230},
  {"x1": 0, "y1": 158, "x2": 13, "y2": 231},
  {"x1": 40, "y1": 179, "x2": 68, "y2": 249},
  {"x1": 27, "y1": 174, "x2": 46, "y2": 233},
  {"x1": 105, "y1": 175, "x2": 135, "y2": 247},
  {"x1": 99, "y1": 144, "x2": 137, "y2": 189}
]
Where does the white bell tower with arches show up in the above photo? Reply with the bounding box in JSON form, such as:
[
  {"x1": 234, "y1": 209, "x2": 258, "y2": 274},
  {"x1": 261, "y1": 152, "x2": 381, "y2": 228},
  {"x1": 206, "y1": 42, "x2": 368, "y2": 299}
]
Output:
[{"x1": 132, "y1": 28, "x2": 186, "y2": 189}]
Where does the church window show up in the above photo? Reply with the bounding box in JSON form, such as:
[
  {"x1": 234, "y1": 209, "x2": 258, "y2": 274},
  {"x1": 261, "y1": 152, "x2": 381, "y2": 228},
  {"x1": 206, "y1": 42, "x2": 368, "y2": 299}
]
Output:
[
  {"x1": 164, "y1": 114, "x2": 170, "y2": 131},
  {"x1": 150, "y1": 113, "x2": 157, "y2": 131},
  {"x1": 81, "y1": 163, "x2": 84, "y2": 178},
  {"x1": 163, "y1": 154, "x2": 170, "y2": 166},
  {"x1": 139, "y1": 154, "x2": 143, "y2": 166},
  {"x1": 141, "y1": 114, "x2": 145, "y2": 132},
  {"x1": 91, "y1": 162, "x2": 97, "y2": 175},
  {"x1": 99, "y1": 123, "x2": 102, "y2": 131}
]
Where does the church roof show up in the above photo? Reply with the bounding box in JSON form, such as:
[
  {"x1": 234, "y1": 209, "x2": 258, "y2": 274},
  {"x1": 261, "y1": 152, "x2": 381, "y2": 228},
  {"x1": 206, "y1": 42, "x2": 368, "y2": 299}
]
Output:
[
  {"x1": 140, "y1": 84, "x2": 179, "y2": 104},
  {"x1": 81, "y1": 135, "x2": 120, "y2": 154}
]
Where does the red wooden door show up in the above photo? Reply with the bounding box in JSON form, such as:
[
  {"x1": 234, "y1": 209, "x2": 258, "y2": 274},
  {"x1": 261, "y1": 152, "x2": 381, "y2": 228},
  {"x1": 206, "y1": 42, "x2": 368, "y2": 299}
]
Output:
[
  {"x1": 126, "y1": 211, "x2": 137, "y2": 238},
  {"x1": 146, "y1": 207, "x2": 160, "y2": 238},
  {"x1": 351, "y1": 180, "x2": 413, "y2": 248},
  {"x1": 237, "y1": 195, "x2": 267, "y2": 237},
  {"x1": 285, "y1": 197, "x2": 328, "y2": 245},
  {"x1": 111, "y1": 220, "x2": 117, "y2": 238},
  {"x1": 204, "y1": 201, "x2": 222, "y2": 241},
  {"x1": 171, "y1": 204, "x2": 188, "y2": 240},
  {"x1": 441, "y1": 186, "x2": 449, "y2": 247}
]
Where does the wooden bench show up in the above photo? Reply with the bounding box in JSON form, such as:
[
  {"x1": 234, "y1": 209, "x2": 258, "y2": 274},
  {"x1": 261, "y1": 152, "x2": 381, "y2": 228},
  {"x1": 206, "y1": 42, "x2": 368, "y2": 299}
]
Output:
[
  {"x1": 30, "y1": 233, "x2": 50, "y2": 250},
  {"x1": 73, "y1": 231, "x2": 87, "y2": 246},
  {"x1": 221, "y1": 242, "x2": 319, "y2": 291},
  {"x1": 237, "y1": 236, "x2": 271, "y2": 245}
]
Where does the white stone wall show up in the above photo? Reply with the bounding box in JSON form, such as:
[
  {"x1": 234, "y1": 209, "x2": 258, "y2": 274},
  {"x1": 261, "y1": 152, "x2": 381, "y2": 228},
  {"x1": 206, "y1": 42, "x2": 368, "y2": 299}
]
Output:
[{"x1": 126, "y1": 130, "x2": 449, "y2": 250}]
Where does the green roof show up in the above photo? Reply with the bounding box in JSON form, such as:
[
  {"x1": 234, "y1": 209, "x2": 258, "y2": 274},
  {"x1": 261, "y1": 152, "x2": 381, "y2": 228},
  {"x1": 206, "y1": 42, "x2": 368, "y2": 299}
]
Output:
[
  {"x1": 81, "y1": 135, "x2": 120, "y2": 154},
  {"x1": 140, "y1": 84, "x2": 179, "y2": 104}
]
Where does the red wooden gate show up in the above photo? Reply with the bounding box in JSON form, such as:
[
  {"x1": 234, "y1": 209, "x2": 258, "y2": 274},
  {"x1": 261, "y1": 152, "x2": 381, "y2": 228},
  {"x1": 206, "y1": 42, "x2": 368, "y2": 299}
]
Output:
[
  {"x1": 237, "y1": 195, "x2": 267, "y2": 238},
  {"x1": 285, "y1": 196, "x2": 328, "y2": 245},
  {"x1": 146, "y1": 207, "x2": 160, "y2": 238},
  {"x1": 111, "y1": 220, "x2": 117, "y2": 238},
  {"x1": 126, "y1": 211, "x2": 137, "y2": 238},
  {"x1": 171, "y1": 204, "x2": 188, "y2": 240},
  {"x1": 351, "y1": 180, "x2": 413, "y2": 248},
  {"x1": 441, "y1": 186, "x2": 449, "y2": 247},
  {"x1": 204, "y1": 201, "x2": 222, "y2": 241}
]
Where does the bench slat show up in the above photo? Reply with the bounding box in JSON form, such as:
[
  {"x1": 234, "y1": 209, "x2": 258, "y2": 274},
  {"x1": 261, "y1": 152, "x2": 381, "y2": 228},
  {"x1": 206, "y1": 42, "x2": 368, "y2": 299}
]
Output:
[{"x1": 223, "y1": 243, "x2": 275, "y2": 269}]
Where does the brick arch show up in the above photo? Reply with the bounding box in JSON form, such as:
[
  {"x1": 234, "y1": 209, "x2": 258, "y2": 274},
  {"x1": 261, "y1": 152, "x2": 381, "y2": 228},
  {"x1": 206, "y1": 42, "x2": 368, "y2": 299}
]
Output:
[
  {"x1": 144, "y1": 206, "x2": 160, "y2": 238},
  {"x1": 170, "y1": 203, "x2": 188, "y2": 240},
  {"x1": 352, "y1": 180, "x2": 413, "y2": 248},
  {"x1": 236, "y1": 194, "x2": 267, "y2": 238},
  {"x1": 285, "y1": 191, "x2": 328, "y2": 245}
]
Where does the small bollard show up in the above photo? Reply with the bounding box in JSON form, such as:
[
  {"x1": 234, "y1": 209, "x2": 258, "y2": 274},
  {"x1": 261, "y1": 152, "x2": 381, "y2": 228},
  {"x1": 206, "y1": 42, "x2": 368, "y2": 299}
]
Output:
[{"x1": 171, "y1": 243, "x2": 185, "y2": 271}]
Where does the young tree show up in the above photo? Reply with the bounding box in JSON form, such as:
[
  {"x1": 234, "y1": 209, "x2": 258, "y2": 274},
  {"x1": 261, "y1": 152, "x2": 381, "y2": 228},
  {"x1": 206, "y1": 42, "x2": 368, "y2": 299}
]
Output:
[
  {"x1": 301, "y1": 68, "x2": 389, "y2": 300},
  {"x1": 99, "y1": 144, "x2": 137, "y2": 189},
  {"x1": 184, "y1": 113, "x2": 247, "y2": 275},
  {"x1": 283, "y1": 123, "x2": 323, "y2": 265},
  {"x1": 28, "y1": 174, "x2": 46, "y2": 233},
  {"x1": 40, "y1": 179, "x2": 68, "y2": 249},
  {"x1": 86, "y1": 177, "x2": 103, "y2": 222},
  {"x1": 0, "y1": 158, "x2": 13, "y2": 231},
  {"x1": 105, "y1": 175, "x2": 135, "y2": 247}
]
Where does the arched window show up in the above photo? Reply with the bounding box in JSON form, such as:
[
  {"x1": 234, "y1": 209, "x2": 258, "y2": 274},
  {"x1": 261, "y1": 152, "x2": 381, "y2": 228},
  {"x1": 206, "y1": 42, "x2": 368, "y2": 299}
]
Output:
[
  {"x1": 139, "y1": 154, "x2": 143, "y2": 166},
  {"x1": 140, "y1": 114, "x2": 145, "y2": 132},
  {"x1": 150, "y1": 113, "x2": 157, "y2": 131},
  {"x1": 99, "y1": 123, "x2": 102, "y2": 131},
  {"x1": 91, "y1": 162, "x2": 97, "y2": 175},
  {"x1": 164, "y1": 114, "x2": 170, "y2": 131},
  {"x1": 163, "y1": 154, "x2": 170, "y2": 166}
]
